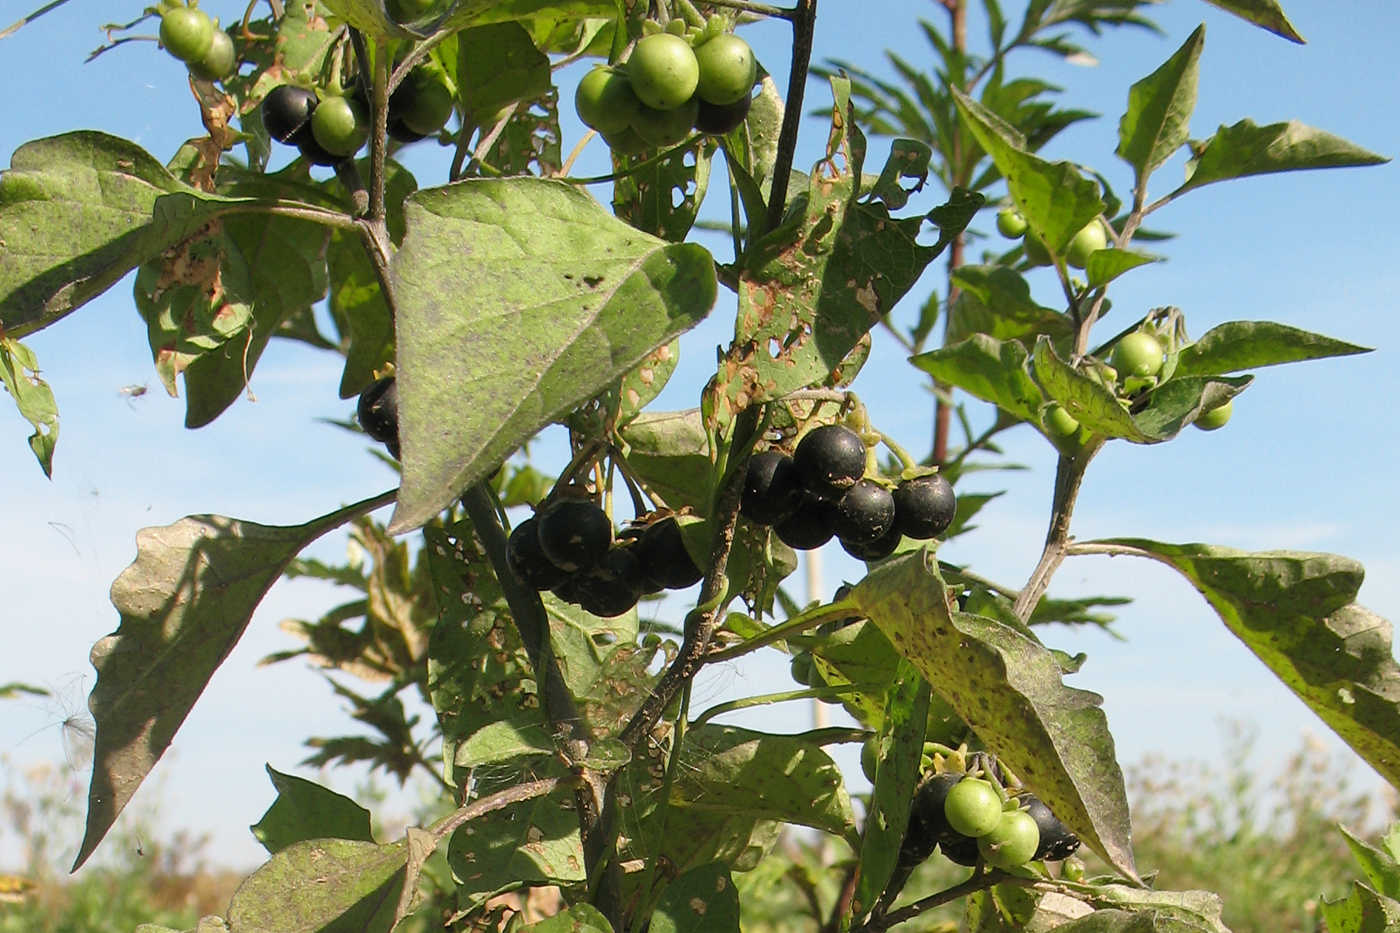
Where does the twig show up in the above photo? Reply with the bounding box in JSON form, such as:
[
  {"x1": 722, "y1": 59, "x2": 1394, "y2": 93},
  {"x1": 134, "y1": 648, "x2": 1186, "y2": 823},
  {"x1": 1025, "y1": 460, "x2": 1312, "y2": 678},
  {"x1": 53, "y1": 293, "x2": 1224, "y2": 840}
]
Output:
[
  {"x1": 764, "y1": 0, "x2": 817, "y2": 232},
  {"x1": 860, "y1": 868, "x2": 1025, "y2": 931},
  {"x1": 1011, "y1": 444, "x2": 1099, "y2": 621},
  {"x1": 428, "y1": 777, "x2": 561, "y2": 841}
]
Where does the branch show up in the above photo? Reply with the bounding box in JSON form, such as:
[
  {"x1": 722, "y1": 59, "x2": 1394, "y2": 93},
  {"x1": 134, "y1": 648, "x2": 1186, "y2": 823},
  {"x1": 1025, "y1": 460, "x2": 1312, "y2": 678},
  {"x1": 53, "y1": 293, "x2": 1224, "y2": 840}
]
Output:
[
  {"x1": 1011, "y1": 443, "x2": 1099, "y2": 621},
  {"x1": 860, "y1": 868, "x2": 1027, "y2": 931},
  {"x1": 428, "y1": 777, "x2": 562, "y2": 842},
  {"x1": 765, "y1": 0, "x2": 817, "y2": 231}
]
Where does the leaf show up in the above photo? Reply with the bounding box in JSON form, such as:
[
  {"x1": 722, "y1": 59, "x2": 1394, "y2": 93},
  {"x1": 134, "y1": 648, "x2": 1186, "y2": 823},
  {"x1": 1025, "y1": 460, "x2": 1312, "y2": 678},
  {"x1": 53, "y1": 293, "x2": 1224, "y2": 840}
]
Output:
[
  {"x1": 388, "y1": 178, "x2": 716, "y2": 533},
  {"x1": 1198, "y1": 0, "x2": 1304, "y2": 43},
  {"x1": 1085, "y1": 249, "x2": 1160, "y2": 289},
  {"x1": 227, "y1": 837, "x2": 408, "y2": 933},
  {"x1": 868, "y1": 138, "x2": 933, "y2": 211},
  {"x1": 612, "y1": 138, "x2": 716, "y2": 242},
  {"x1": 1084, "y1": 539, "x2": 1400, "y2": 791},
  {"x1": 1177, "y1": 119, "x2": 1387, "y2": 196},
  {"x1": 249, "y1": 766, "x2": 375, "y2": 855},
  {"x1": 456, "y1": 22, "x2": 552, "y2": 122},
  {"x1": 1051, "y1": 908, "x2": 1220, "y2": 932},
  {"x1": 1173, "y1": 320, "x2": 1371, "y2": 376},
  {"x1": 516, "y1": 905, "x2": 615, "y2": 932},
  {"x1": 617, "y1": 409, "x2": 713, "y2": 512},
  {"x1": 951, "y1": 87, "x2": 1103, "y2": 256},
  {"x1": 912, "y1": 334, "x2": 1044, "y2": 424},
  {"x1": 73, "y1": 491, "x2": 392, "y2": 870},
  {"x1": 1321, "y1": 882, "x2": 1400, "y2": 933},
  {"x1": 0, "y1": 336, "x2": 58, "y2": 475},
  {"x1": 455, "y1": 719, "x2": 554, "y2": 768},
  {"x1": 1062, "y1": 883, "x2": 1231, "y2": 933},
  {"x1": 947, "y1": 265, "x2": 1073, "y2": 346},
  {"x1": 650, "y1": 862, "x2": 741, "y2": 933},
  {"x1": 851, "y1": 549, "x2": 1138, "y2": 880},
  {"x1": 1116, "y1": 25, "x2": 1204, "y2": 185},
  {"x1": 1341, "y1": 826, "x2": 1400, "y2": 902}
]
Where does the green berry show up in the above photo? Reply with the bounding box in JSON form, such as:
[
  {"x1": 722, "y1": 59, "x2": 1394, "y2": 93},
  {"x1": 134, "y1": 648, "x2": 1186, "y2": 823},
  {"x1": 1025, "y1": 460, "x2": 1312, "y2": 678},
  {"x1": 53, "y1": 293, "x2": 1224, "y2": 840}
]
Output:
[
  {"x1": 977, "y1": 808, "x2": 1041, "y2": 869},
  {"x1": 1110, "y1": 331, "x2": 1164, "y2": 379},
  {"x1": 996, "y1": 208, "x2": 1027, "y2": 238},
  {"x1": 1066, "y1": 219, "x2": 1108, "y2": 269},
  {"x1": 160, "y1": 7, "x2": 215, "y2": 63},
  {"x1": 628, "y1": 33, "x2": 700, "y2": 110},
  {"x1": 943, "y1": 778, "x2": 1002, "y2": 838}
]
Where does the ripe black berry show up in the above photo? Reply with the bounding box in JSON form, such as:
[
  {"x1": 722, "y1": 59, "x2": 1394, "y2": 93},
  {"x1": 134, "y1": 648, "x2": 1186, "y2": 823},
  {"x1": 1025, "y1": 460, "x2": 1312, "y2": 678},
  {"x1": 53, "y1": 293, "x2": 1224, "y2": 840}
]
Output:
[
  {"x1": 940, "y1": 833, "x2": 980, "y2": 867},
  {"x1": 636, "y1": 518, "x2": 703, "y2": 590},
  {"x1": 507, "y1": 517, "x2": 570, "y2": 591},
  {"x1": 694, "y1": 94, "x2": 751, "y2": 136},
  {"x1": 793, "y1": 424, "x2": 866, "y2": 500},
  {"x1": 741, "y1": 450, "x2": 802, "y2": 526},
  {"x1": 1022, "y1": 795, "x2": 1081, "y2": 861},
  {"x1": 898, "y1": 772, "x2": 961, "y2": 871},
  {"x1": 388, "y1": 115, "x2": 430, "y2": 144},
  {"x1": 774, "y1": 496, "x2": 836, "y2": 551},
  {"x1": 841, "y1": 522, "x2": 901, "y2": 562},
  {"x1": 893, "y1": 474, "x2": 957, "y2": 540},
  {"x1": 833, "y1": 479, "x2": 896, "y2": 544},
  {"x1": 357, "y1": 376, "x2": 399, "y2": 455},
  {"x1": 297, "y1": 131, "x2": 343, "y2": 166},
  {"x1": 574, "y1": 545, "x2": 644, "y2": 617},
  {"x1": 537, "y1": 499, "x2": 613, "y2": 573},
  {"x1": 262, "y1": 85, "x2": 318, "y2": 144}
]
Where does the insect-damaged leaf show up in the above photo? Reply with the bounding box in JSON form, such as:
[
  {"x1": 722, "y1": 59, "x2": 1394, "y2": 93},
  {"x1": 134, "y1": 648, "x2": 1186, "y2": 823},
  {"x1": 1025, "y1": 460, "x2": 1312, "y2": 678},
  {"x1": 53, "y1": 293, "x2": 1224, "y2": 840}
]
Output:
[
  {"x1": 73, "y1": 491, "x2": 394, "y2": 870},
  {"x1": 650, "y1": 862, "x2": 740, "y2": 933},
  {"x1": 387, "y1": 178, "x2": 715, "y2": 533},
  {"x1": 1082, "y1": 539, "x2": 1400, "y2": 791},
  {"x1": 851, "y1": 548, "x2": 1138, "y2": 881},
  {"x1": 0, "y1": 336, "x2": 59, "y2": 476},
  {"x1": 227, "y1": 837, "x2": 408, "y2": 933}
]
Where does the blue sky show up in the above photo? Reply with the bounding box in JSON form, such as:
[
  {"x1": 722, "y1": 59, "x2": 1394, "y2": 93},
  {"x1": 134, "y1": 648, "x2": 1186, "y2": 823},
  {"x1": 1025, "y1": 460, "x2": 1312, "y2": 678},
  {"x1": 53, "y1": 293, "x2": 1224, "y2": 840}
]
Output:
[{"x1": 1, "y1": 0, "x2": 1397, "y2": 872}]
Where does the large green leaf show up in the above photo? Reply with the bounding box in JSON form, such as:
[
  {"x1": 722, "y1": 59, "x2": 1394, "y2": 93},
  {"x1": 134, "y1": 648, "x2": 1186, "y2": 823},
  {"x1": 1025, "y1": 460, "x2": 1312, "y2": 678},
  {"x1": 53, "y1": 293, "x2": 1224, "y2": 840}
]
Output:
[
  {"x1": 851, "y1": 549, "x2": 1138, "y2": 880},
  {"x1": 911, "y1": 334, "x2": 1044, "y2": 424},
  {"x1": 946, "y1": 265, "x2": 1073, "y2": 346},
  {"x1": 1198, "y1": 0, "x2": 1303, "y2": 42},
  {"x1": 617, "y1": 409, "x2": 712, "y2": 511},
  {"x1": 227, "y1": 837, "x2": 407, "y2": 933},
  {"x1": 1177, "y1": 119, "x2": 1387, "y2": 196},
  {"x1": 249, "y1": 766, "x2": 375, "y2": 855},
  {"x1": 1173, "y1": 320, "x2": 1371, "y2": 377},
  {"x1": 73, "y1": 492, "x2": 393, "y2": 870},
  {"x1": 1081, "y1": 539, "x2": 1400, "y2": 790},
  {"x1": 1116, "y1": 25, "x2": 1204, "y2": 186},
  {"x1": 650, "y1": 862, "x2": 741, "y2": 933},
  {"x1": 388, "y1": 178, "x2": 716, "y2": 533},
  {"x1": 456, "y1": 21, "x2": 552, "y2": 122},
  {"x1": 0, "y1": 336, "x2": 58, "y2": 476}
]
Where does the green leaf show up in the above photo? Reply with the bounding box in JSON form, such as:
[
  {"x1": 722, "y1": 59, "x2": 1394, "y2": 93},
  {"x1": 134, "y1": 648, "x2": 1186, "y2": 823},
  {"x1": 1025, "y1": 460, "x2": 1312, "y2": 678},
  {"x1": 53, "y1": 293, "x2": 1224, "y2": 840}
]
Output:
[
  {"x1": 1198, "y1": 0, "x2": 1304, "y2": 43},
  {"x1": 1174, "y1": 320, "x2": 1371, "y2": 376},
  {"x1": 617, "y1": 409, "x2": 713, "y2": 512},
  {"x1": 1341, "y1": 826, "x2": 1400, "y2": 902},
  {"x1": 1085, "y1": 249, "x2": 1160, "y2": 289},
  {"x1": 911, "y1": 334, "x2": 1044, "y2": 424},
  {"x1": 387, "y1": 178, "x2": 716, "y2": 533},
  {"x1": 1130, "y1": 374, "x2": 1252, "y2": 438},
  {"x1": 852, "y1": 663, "x2": 930, "y2": 920},
  {"x1": 1178, "y1": 119, "x2": 1387, "y2": 196},
  {"x1": 868, "y1": 138, "x2": 933, "y2": 212},
  {"x1": 1321, "y1": 882, "x2": 1400, "y2": 933},
  {"x1": 457, "y1": 22, "x2": 552, "y2": 121},
  {"x1": 249, "y1": 766, "x2": 374, "y2": 856},
  {"x1": 947, "y1": 265, "x2": 1073, "y2": 346},
  {"x1": 650, "y1": 862, "x2": 741, "y2": 933},
  {"x1": 227, "y1": 837, "x2": 408, "y2": 933},
  {"x1": 1050, "y1": 908, "x2": 1219, "y2": 932},
  {"x1": 73, "y1": 492, "x2": 391, "y2": 870},
  {"x1": 455, "y1": 719, "x2": 554, "y2": 768},
  {"x1": 1068, "y1": 884, "x2": 1230, "y2": 932},
  {"x1": 1116, "y1": 25, "x2": 1204, "y2": 186},
  {"x1": 951, "y1": 87, "x2": 1103, "y2": 256},
  {"x1": 851, "y1": 549, "x2": 1138, "y2": 881},
  {"x1": 612, "y1": 139, "x2": 716, "y2": 242},
  {"x1": 516, "y1": 905, "x2": 615, "y2": 932},
  {"x1": 0, "y1": 337, "x2": 58, "y2": 476},
  {"x1": 1084, "y1": 539, "x2": 1400, "y2": 790}
]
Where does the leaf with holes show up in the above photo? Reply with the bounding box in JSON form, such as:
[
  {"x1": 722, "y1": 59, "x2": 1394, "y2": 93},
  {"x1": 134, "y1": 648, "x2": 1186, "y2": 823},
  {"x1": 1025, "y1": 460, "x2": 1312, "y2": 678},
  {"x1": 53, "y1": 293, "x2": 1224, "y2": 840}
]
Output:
[
  {"x1": 613, "y1": 139, "x2": 716, "y2": 242},
  {"x1": 387, "y1": 177, "x2": 716, "y2": 533}
]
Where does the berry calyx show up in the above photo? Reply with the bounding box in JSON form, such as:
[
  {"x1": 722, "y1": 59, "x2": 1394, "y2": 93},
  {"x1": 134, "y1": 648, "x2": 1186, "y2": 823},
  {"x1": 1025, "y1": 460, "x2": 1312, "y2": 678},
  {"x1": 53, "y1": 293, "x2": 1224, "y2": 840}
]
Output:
[
  {"x1": 262, "y1": 85, "x2": 318, "y2": 144},
  {"x1": 693, "y1": 34, "x2": 756, "y2": 105},
  {"x1": 977, "y1": 808, "x2": 1041, "y2": 869},
  {"x1": 740, "y1": 450, "x2": 802, "y2": 526},
  {"x1": 943, "y1": 778, "x2": 1002, "y2": 838},
  {"x1": 892, "y1": 474, "x2": 956, "y2": 540},
  {"x1": 996, "y1": 208, "x2": 1027, "y2": 238},
  {"x1": 793, "y1": 424, "x2": 866, "y2": 501},
  {"x1": 627, "y1": 33, "x2": 700, "y2": 110},
  {"x1": 507, "y1": 517, "x2": 570, "y2": 591},
  {"x1": 1110, "y1": 331, "x2": 1164, "y2": 379},
  {"x1": 636, "y1": 518, "x2": 703, "y2": 590},
  {"x1": 1195, "y1": 398, "x2": 1233, "y2": 431},
  {"x1": 160, "y1": 7, "x2": 215, "y2": 64},
  {"x1": 536, "y1": 499, "x2": 613, "y2": 573},
  {"x1": 833, "y1": 479, "x2": 896, "y2": 545}
]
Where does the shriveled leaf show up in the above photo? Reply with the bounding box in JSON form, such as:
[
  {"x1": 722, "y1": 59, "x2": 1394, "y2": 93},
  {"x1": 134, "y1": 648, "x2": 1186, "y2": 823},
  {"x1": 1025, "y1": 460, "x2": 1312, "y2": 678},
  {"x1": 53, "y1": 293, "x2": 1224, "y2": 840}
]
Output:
[
  {"x1": 1341, "y1": 826, "x2": 1400, "y2": 902},
  {"x1": 1198, "y1": 0, "x2": 1304, "y2": 42},
  {"x1": 73, "y1": 492, "x2": 391, "y2": 870},
  {"x1": 388, "y1": 178, "x2": 716, "y2": 533},
  {"x1": 250, "y1": 766, "x2": 374, "y2": 855},
  {"x1": 1086, "y1": 249, "x2": 1160, "y2": 288},
  {"x1": 1085, "y1": 539, "x2": 1400, "y2": 790},
  {"x1": 516, "y1": 904, "x2": 614, "y2": 932},
  {"x1": 1116, "y1": 25, "x2": 1204, "y2": 184},
  {"x1": 0, "y1": 336, "x2": 58, "y2": 475},
  {"x1": 852, "y1": 549, "x2": 1138, "y2": 880},
  {"x1": 1065, "y1": 883, "x2": 1230, "y2": 933},
  {"x1": 1174, "y1": 320, "x2": 1371, "y2": 377},
  {"x1": 1051, "y1": 909, "x2": 1219, "y2": 932},
  {"x1": 1178, "y1": 120, "x2": 1386, "y2": 196},
  {"x1": 1321, "y1": 882, "x2": 1400, "y2": 933},
  {"x1": 650, "y1": 862, "x2": 740, "y2": 933},
  {"x1": 227, "y1": 837, "x2": 407, "y2": 933},
  {"x1": 912, "y1": 334, "x2": 1044, "y2": 424}
]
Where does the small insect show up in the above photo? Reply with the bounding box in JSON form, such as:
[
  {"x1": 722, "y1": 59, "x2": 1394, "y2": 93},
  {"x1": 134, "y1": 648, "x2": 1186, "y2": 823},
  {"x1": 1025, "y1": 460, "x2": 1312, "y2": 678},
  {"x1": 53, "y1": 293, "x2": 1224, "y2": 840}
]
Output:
[{"x1": 118, "y1": 383, "x2": 149, "y2": 410}]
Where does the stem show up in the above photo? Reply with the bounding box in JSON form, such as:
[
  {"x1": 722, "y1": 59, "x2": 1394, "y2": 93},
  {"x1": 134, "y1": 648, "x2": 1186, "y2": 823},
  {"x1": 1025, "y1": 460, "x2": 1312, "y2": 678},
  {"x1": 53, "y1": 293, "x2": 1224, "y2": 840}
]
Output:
[
  {"x1": 215, "y1": 200, "x2": 360, "y2": 232},
  {"x1": 764, "y1": 0, "x2": 817, "y2": 232},
  {"x1": 1011, "y1": 444, "x2": 1099, "y2": 621},
  {"x1": 859, "y1": 868, "x2": 1024, "y2": 931},
  {"x1": 368, "y1": 36, "x2": 390, "y2": 224},
  {"x1": 931, "y1": 0, "x2": 967, "y2": 465},
  {"x1": 689, "y1": 685, "x2": 860, "y2": 728},
  {"x1": 702, "y1": 0, "x2": 795, "y2": 19},
  {"x1": 427, "y1": 777, "x2": 561, "y2": 841},
  {"x1": 701, "y1": 599, "x2": 860, "y2": 664}
]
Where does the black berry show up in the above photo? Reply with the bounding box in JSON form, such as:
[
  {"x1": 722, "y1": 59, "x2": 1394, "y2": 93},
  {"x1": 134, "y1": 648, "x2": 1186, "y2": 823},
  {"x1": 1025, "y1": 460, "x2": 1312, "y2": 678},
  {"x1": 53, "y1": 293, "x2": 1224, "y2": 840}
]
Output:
[
  {"x1": 262, "y1": 85, "x2": 318, "y2": 144},
  {"x1": 388, "y1": 115, "x2": 430, "y2": 144},
  {"x1": 898, "y1": 772, "x2": 961, "y2": 871},
  {"x1": 694, "y1": 94, "x2": 751, "y2": 136},
  {"x1": 775, "y1": 496, "x2": 836, "y2": 551},
  {"x1": 893, "y1": 474, "x2": 957, "y2": 540},
  {"x1": 575, "y1": 545, "x2": 644, "y2": 617},
  {"x1": 741, "y1": 450, "x2": 802, "y2": 526},
  {"x1": 841, "y1": 522, "x2": 901, "y2": 562},
  {"x1": 507, "y1": 517, "x2": 570, "y2": 591},
  {"x1": 357, "y1": 376, "x2": 399, "y2": 450},
  {"x1": 537, "y1": 499, "x2": 613, "y2": 573},
  {"x1": 833, "y1": 479, "x2": 896, "y2": 544},
  {"x1": 637, "y1": 518, "x2": 703, "y2": 590},
  {"x1": 940, "y1": 832, "x2": 980, "y2": 867},
  {"x1": 1022, "y1": 795, "x2": 1081, "y2": 861},
  {"x1": 297, "y1": 131, "x2": 343, "y2": 166},
  {"x1": 793, "y1": 424, "x2": 866, "y2": 500}
]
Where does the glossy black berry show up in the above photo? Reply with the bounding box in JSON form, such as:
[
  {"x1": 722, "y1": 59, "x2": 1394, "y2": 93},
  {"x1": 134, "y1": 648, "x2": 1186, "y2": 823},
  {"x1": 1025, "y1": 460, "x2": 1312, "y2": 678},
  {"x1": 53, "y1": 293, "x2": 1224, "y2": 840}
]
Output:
[
  {"x1": 694, "y1": 94, "x2": 751, "y2": 136},
  {"x1": 793, "y1": 424, "x2": 866, "y2": 500},
  {"x1": 507, "y1": 517, "x2": 570, "y2": 592},
  {"x1": 940, "y1": 832, "x2": 980, "y2": 867},
  {"x1": 1022, "y1": 795, "x2": 1081, "y2": 861},
  {"x1": 893, "y1": 474, "x2": 957, "y2": 540},
  {"x1": 262, "y1": 85, "x2": 318, "y2": 144},
  {"x1": 841, "y1": 521, "x2": 901, "y2": 562},
  {"x1": 637, "y1": 518, "x2": 703, "y2": 590},
  {"x1": 898, "y1": 772, "x2": 961, "y2": 870},
  {"x1": 775, "y1": 496, "x2": 836, "y2": 551},
  {"x1": 833, "y1": 479, "x2": 896, "y2": 544},
  {"x1": 537, "y1": 499, "x2": 613, "y2": 573},
  {"x1": 574, "y1": 545, "x2": 644, "y2": 617},
  {"x1": 741, "y1": 450, "x2": 802, "y2": 526},
  {"x1": 388, "y1": 115, "x2": 430, "y2": 144},
  {"x1": 357, "y1": 376, "x2": 399, "y2": 445},
  {"x1": 297, "y1": 131, "x2": 343, "y2": 166}
]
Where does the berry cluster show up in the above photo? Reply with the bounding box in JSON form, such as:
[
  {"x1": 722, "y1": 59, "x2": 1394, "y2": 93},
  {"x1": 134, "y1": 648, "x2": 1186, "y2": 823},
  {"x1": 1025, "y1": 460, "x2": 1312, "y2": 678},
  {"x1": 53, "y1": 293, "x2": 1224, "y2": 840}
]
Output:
[
  {"x1": 260, "y1": 62, "x2": 452, "y2": 166},
  {"x1": 898, "y1": 772, "x2": 1080, "y2": 871},
  {"x1": 740, "y1": 424, "x2": 956, "y2": 561},
  {"x1": 158, "y1": 2, "x2": 234, "y2": 81},
  {"x1": 575, "y1": 24, "x2": 757, "y2": 156},
  {"x1": 997, "y1": 206, "x2": 1108, "y2": 270},
  {"x1": 507, "y1": 505, "x2": 703, "y2": 618}
]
